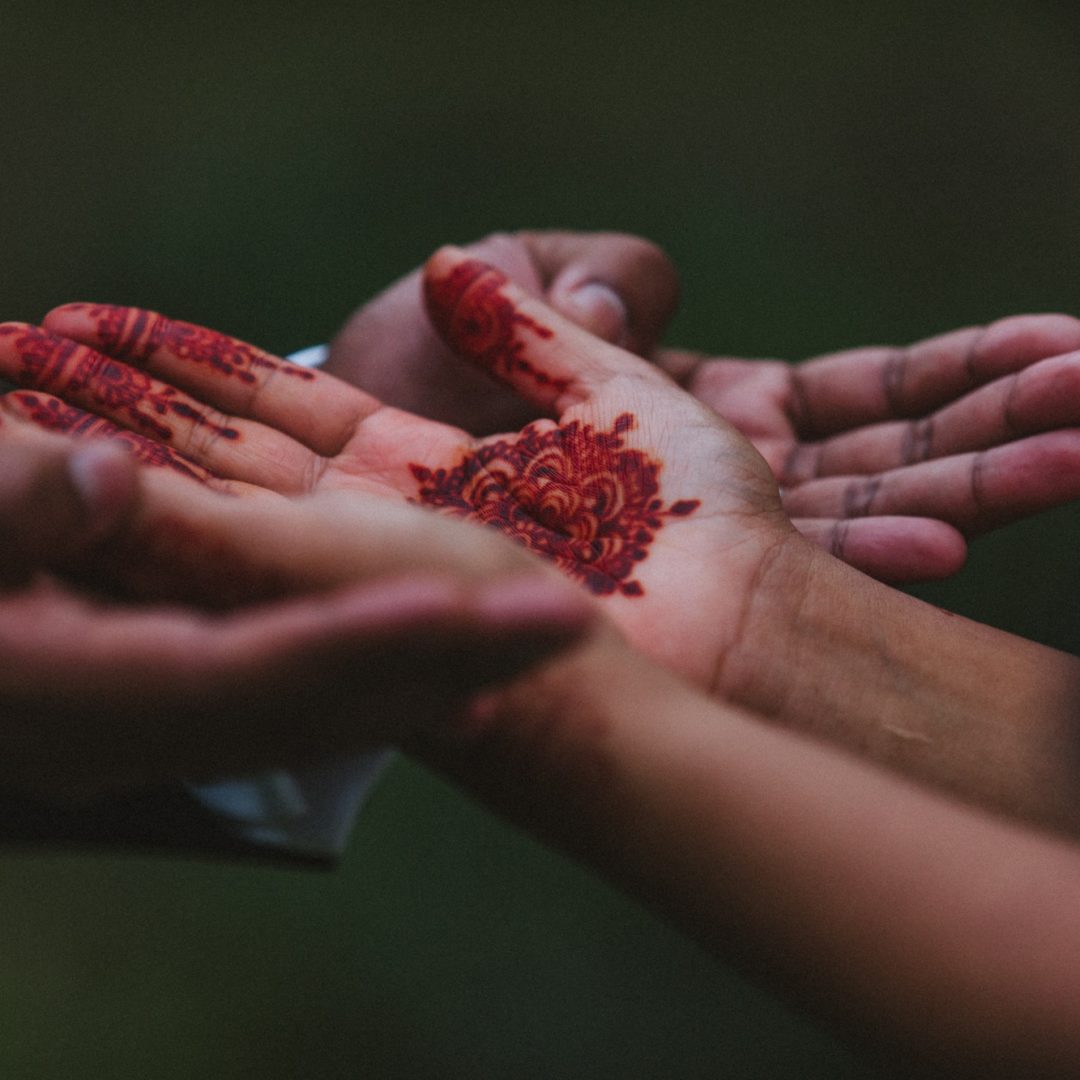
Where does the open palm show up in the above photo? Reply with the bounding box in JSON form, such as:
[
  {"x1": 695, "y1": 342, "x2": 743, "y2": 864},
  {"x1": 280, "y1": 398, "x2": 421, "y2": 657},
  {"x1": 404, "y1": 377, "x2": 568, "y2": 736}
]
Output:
[{"x1": 0, "y1": 250, "x2": 793, "y2": 689}]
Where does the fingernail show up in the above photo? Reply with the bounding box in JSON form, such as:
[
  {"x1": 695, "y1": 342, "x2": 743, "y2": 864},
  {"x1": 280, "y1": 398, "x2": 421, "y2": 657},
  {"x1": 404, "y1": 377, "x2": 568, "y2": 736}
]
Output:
[
  {"x1": 68, "y1": 443, "x2": 135, "y2": 531},
  {"x1": 563, "y1": 281, "x2": 629, "y2": 346}
]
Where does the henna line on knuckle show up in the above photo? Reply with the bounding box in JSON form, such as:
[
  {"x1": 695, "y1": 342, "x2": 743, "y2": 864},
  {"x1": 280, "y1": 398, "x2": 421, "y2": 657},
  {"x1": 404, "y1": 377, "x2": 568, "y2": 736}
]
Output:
[
  {"x1": 843, "y1": 476, "x2": 882, "y2": 518},
  {"x1": 1001, "y1": 372, "x2": 1024, "y2": 438},
  {"x1": 901, "y1": 417, "x2": 935, "y2": 465},
  {"x1": 830, "y1": 519, "x2": 851, "y2": 561},
  {"x1": 882, "y1": 347, "x2": 910, "y2": 416},
  {"x1": 962, "y1": 325, "x2": 988, "y2": 388},
  {"x1": 786, "y1": 365, "x2": 818, "y2": 439},
  {"x1": 780, "y1": 444, "x2": 803, "y2": 486}
]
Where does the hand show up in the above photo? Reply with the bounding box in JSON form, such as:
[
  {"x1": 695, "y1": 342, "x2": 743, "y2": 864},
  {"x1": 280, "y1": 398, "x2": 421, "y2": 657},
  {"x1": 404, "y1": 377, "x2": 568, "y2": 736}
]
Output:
[
  {"x1": 8, "y1": 258, "x2": 1080, "y2": 844},
  {"x1": 324, "y1": 229, "x2": 679, "y2": 434},
  {"x1": 660, "y1": 313, "x2": 1080, "y2": 581},
  {"x1": 0, "y1": 423, "x2": 591, "y2": 799},
  {"x1": 0, "y1": 252, "x2": 792, "y2": 688}
]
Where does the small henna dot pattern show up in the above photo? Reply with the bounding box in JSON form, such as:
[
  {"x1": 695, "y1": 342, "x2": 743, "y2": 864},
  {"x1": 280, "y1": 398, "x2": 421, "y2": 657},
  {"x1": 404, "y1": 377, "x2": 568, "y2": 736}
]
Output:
[
  {"x1": 72, "y1": 304, "x2": 315, "y2": 383},
  {"x1": 423, "y1": 258, "x2": 569, "y2": 394},
  {"x1": 0, "y1": 323, "x2": 241, "y2": 442},
  {"x1": 11, "y1": 391, "x2": 207, "y2": 480},
  {"x1": 411, "y1": 412, "x2": 700, "y2": 597}
]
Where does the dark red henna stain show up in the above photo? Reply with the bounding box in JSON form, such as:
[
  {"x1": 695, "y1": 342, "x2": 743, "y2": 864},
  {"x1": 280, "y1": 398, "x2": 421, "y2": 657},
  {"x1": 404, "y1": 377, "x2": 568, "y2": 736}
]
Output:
[
  {"x1": 4, "y1": 325, "x2": 240, "y2": 443},
  {"x1": 12, "y1": 392, "x2": 208, "y2": 481},
  {"x1": 85, "y1": 304, "x2": 315, "y2": 382},
  {"x1": 411, "y1": 412, "x2": 700, "y2": 598},
  {"x1": 424, "y1": 259, "x2": 569, "y2": 395}
]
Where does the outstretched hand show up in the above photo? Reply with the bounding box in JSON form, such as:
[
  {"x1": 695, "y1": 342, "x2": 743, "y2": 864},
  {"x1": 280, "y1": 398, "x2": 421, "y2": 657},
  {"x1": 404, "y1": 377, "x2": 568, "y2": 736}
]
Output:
[
  {"x1": 660, "y1": 314, "x2": 1080, "y2": 581},
  {"x1": 0, "y1": 251, "x2": 793, "y2": 688}
]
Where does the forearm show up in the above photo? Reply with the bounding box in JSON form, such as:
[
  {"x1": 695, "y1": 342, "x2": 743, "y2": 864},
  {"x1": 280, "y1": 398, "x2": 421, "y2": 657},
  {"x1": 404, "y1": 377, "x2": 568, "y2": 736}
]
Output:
[
  {"x1": 721, "y1": 537, "x2": 1080, "y2": 835},
  {"x1": 417, "y1": 633, "x2": 1080, "y2": 1075}
]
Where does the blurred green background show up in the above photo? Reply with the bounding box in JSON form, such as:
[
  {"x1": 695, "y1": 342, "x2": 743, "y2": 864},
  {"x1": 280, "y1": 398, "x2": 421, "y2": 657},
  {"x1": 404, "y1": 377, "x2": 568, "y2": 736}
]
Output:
[{"x1": 3, "y1": 2, "x2": 1080, "y2": 1076}]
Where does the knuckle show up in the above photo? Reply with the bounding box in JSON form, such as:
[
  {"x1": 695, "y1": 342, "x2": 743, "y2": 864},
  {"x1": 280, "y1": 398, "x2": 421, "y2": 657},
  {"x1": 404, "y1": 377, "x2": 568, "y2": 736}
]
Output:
[{"x1": 842, "y1": 475, "x2": 882, "y2": 518}]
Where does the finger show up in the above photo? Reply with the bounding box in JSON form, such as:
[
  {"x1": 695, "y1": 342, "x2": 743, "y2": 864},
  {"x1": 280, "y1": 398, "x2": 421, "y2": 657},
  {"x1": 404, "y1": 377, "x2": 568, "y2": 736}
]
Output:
[
  {"x1": 784, "y1": 349, "x2": 1080, "y2": 482},
  {"x1": 40, "y1": 304, "x2": 378, "y2": 456},
  {"x1": 520, "y1": 230, "x2": 679, "y2": 357},
  {"x1": 424, "y1": 247, "x2": 665, "y2": 412},
  {"x1": 792, "y1": 516, "x2": 967, "y2": 583},
  {"x1": 0, "y1": 573, "x2": 592, "y2": 792},
  {"x1": 782, "y1": 429, "x2": 1080, "y2": 535},
  {"x1": 0, "y1": 436, "x2": 138, "y2": 583},
  {"x1": 0, "y1": 326, "x2": 320, "y2": 491},
  {"x1": 789, "y1": 314, "x2": 1080, "y2": 438},
  {"x1": 1, "y1": 389, "x2": 220, "y2": 485},
  {"x1": 781, "y1": 349, "x2": 1080, "y2": 481},
  {"x1": 80, "y1": 469, "x2": 553, "y2": 611}
]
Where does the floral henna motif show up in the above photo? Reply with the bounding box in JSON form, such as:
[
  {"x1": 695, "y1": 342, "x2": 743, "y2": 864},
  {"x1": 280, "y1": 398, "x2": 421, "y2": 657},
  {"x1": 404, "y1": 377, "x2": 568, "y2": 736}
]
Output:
[
  {"x1": 11, "y1": 392, "x2": 207, "y2": 481},
  {"x1": 411, "y1": 412, "x2": 699, "y2": 597},
  {"x1": 424, "y1": 259, "x2": 569, "y2": 394},
  {"x1": 65, "y1": 304, "x2": 315, "y2": 383},
  {"x1": 0, "y1": 324, "x2": 240, "y2": 443}
]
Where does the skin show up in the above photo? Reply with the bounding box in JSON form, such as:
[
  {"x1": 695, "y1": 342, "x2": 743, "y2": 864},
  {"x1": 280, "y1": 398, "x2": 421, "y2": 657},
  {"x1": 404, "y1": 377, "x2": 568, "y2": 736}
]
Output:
[
  {"x1": 1, "y1": 263, "x2": 772, "y2": 687},
  {"x1": 6, "y1": 249, "x2": 1080, "y2": 840},
  {"x1": 324, "y1": 229, "x2": 680, "y2": 434},
  {"x1": 659, "y1": 315, "x2": 1080, "y2": 581},
  {"x1": 0, "y1": 422, "x2": 591, "y2": 799},
  {"x1": 417, "y1": 626, "x2": 1080, "y2": 1077},
  {"x1": 6, "y1": 240, "x2": 1080, "y2": 1068},
  {"x1": 327, "y1": 229, "x2": 1080, "y2": 582}
]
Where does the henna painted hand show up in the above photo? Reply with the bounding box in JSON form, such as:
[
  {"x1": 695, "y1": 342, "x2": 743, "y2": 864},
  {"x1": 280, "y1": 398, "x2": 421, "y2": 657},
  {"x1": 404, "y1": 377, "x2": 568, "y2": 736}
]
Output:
[
  {"x1": 0, "y1": 252, "x2": 789, "y2": 688},
  {"x1": 0, "y1": 423, "x2": 591, "y2": 798},
  {"x1": 659, "y1": 314, "x2": 1080, "y2": 582},
  {"x1": 324, "y1": 229, "x2": 679, "y2": 434},
  {"x1": 323, "y1": 229, "x2": 1080, "y2": 583}
]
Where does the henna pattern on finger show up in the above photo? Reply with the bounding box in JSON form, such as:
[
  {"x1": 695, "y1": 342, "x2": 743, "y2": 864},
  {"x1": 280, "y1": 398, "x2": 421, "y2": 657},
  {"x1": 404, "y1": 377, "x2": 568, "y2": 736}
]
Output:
[
  {"x1": 411, "y1": 412, "x2": 699, "y2": 597},
  {"x1": 424, "y1": 259, "x2": 570, "y2": 395},
  {"x1": 901, "y1": 417, "x2": 935, "y2": 465},
  {"x1": 842, "y1": 476, "x2": 883, "y2": 518},
  {"x1": 61, "y1": 304, "x2": 315, "y2": 383},
  {"x1": 11, "y1": 392, "x2": 208, "y2": 481},
  {"x1": 0, "y1": 325, "x2": 241, "y2": 443}
]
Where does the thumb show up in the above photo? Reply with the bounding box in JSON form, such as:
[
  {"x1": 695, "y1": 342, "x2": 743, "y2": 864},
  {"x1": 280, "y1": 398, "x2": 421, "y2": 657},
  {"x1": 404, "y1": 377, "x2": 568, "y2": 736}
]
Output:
[
  {"x1": 519, "y1": 230, "x2": 680, "y2": 357},
  {"x1": 0, "y1": 436, "x2": 139, "y2": 583}
]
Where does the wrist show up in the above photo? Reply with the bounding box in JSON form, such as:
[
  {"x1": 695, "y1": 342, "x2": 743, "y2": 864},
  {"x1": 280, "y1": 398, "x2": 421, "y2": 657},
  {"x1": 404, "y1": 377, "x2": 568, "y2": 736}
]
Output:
[
  {"x1": 710, "y1": 527, "x2": 823, "y2": 715},
  {"x1": 715, "y1": 531, "x2": 1080, "y2": 833}
]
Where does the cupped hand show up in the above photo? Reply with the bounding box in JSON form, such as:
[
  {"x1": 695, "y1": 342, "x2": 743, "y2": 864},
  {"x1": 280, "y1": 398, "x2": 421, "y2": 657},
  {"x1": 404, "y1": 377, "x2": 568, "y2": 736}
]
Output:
[
  {"x1": 660, "y1": 314, "x2": 1080, "y2": 581},
  {"x1": 0, "y1": 251, "x2": 796, "y2": 688},
  {"x1": 324, "y1": 229, "x2": 679, "y2": 434},
  {"x1": 0, "y1": 421, "x2": 591, "y2": 798}
]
